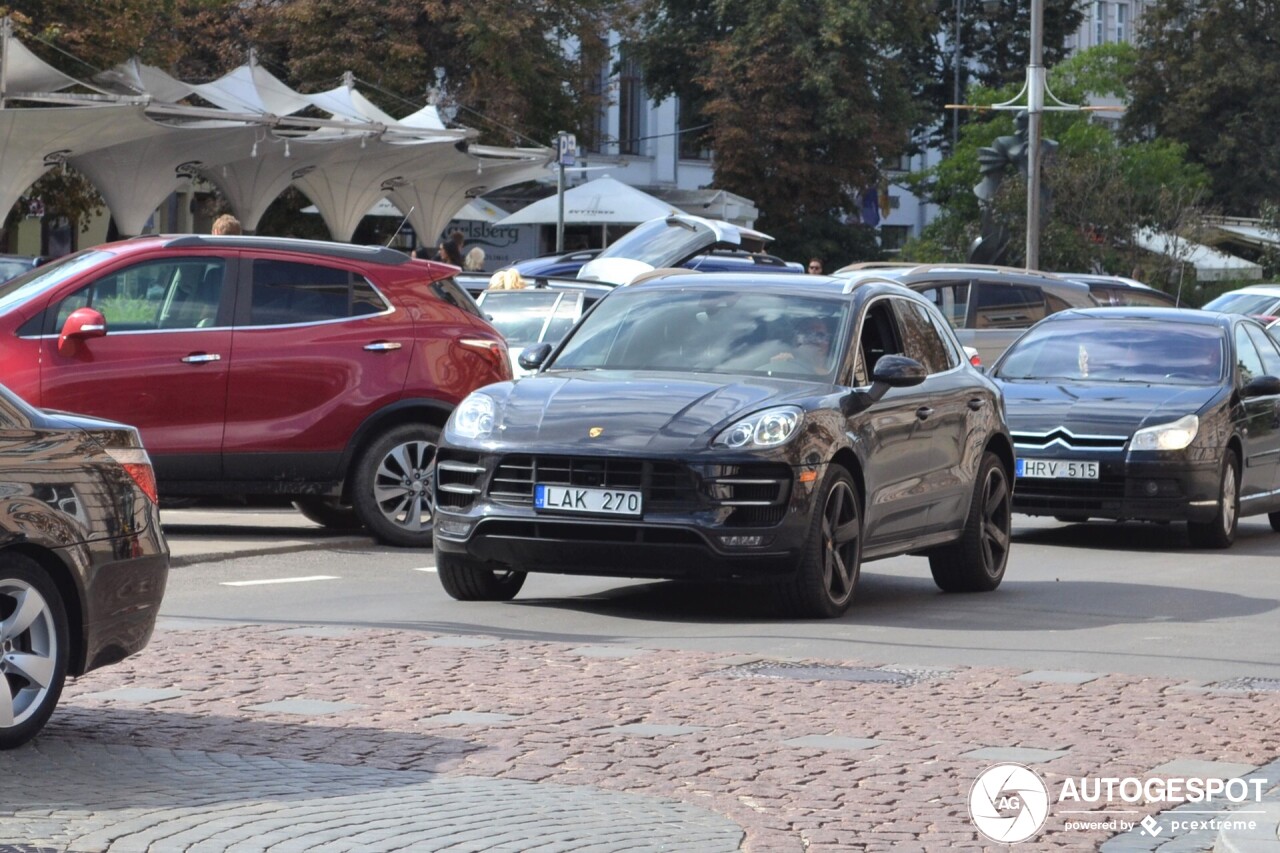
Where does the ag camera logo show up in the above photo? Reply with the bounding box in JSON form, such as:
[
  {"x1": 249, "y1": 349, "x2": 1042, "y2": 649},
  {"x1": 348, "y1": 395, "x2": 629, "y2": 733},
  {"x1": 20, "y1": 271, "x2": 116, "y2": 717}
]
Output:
[{"x1": 969, "y1": 763, "x2": 1051, "y2": 843}]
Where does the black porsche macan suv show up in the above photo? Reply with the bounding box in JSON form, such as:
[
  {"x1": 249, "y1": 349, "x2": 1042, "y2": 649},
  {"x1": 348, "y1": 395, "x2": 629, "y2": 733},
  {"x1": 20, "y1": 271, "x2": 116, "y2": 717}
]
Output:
[{"x1": 432, "y1": 273, "x2": 1015, "y2": 618}]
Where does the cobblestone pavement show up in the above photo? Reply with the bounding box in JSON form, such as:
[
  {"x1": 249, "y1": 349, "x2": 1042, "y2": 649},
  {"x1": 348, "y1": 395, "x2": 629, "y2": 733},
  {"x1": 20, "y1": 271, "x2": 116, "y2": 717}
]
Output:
[{"x1": 3, "y1": 621, "x2": 1279, "y2": 852}]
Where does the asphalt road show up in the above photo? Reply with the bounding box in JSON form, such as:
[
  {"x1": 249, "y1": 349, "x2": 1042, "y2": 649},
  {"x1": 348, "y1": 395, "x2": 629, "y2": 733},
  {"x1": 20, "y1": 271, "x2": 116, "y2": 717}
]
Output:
[{"x1": 159, "y1": 508, "x2": 1280, "y2": 682}]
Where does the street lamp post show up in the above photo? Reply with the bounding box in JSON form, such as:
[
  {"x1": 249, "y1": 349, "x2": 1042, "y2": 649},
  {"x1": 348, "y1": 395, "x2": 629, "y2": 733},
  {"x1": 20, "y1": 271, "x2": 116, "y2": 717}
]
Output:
[
  {"x1": 1025, "y1": 0, "x2": 1045, "y2": 269},
  {"x1": 953, "y1": 0, "x2": 963, "y2": 149}
]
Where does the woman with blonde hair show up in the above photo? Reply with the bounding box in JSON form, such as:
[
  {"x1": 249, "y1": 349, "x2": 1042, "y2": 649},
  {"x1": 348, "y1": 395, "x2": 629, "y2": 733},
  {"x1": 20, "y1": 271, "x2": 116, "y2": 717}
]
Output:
[{"x1": 464, "y1": 246, "x2": 486, "y2": 271}]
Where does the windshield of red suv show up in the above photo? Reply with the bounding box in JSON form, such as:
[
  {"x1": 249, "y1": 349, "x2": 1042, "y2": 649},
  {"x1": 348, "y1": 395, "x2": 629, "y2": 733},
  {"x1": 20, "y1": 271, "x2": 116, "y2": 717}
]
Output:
[{"x1": 0, "y1": 250, "x2": 112, "y2": 313}]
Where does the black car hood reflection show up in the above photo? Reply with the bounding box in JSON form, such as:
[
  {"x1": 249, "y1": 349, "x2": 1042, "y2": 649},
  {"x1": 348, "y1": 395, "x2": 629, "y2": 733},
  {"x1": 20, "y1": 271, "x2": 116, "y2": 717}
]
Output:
[
  {"x1": 490, "y1": 370, "x2": 826, "y2": 451},
  {"x1": 999, "y1": 379, "x2": 1221, "y2": 434}
]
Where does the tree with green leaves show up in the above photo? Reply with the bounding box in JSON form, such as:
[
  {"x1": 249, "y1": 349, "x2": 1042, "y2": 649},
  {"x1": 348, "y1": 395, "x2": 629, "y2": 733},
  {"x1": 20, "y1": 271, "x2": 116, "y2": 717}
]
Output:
[
  {"x1": 1124, "y1": 0, "x2": 1280, "y2": 216},
  {"x1": 904, "y1": 44, "x2": 1210, "y2": 283},
  {"x1": 630, "y1": 0, "x2": 938, "y2": 266}
]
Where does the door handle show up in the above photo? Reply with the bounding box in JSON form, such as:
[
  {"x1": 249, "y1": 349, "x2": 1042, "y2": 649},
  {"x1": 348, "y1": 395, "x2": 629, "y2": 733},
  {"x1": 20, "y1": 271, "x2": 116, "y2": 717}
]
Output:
[
  {"x1": 916, "y1": 406, "x2": 934, "y2": 420},
  {"x1": 364, "y1": 341, "x2": 403, "y2": 352},
  {"x1": 967, "y1": 398, "x2": 986, "y2": 411},
  {"x1": 181, "y1": 353, "x2": 222, "y2": 364}
]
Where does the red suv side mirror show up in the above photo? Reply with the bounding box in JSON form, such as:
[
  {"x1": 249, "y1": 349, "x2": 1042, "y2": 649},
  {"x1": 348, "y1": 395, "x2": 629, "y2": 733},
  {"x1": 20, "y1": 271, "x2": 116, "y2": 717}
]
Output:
[{"x1": 58, "y1": 307, "x2": 108, "y2": 355}]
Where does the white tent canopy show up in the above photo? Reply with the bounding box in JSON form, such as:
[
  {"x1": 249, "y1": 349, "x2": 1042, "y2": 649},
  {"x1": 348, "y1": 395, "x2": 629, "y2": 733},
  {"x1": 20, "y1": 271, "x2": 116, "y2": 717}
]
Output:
[
  {"x1": 303, "y1": 195, "x2": 508, "y2": 223},
  {"x1": 497, "y1": 175, "x2": 684, "y2": 226},
  {"x1": 1135, "y1": 229, "x2": 1263, "y2": 281},
  {"x1": 0, "y1": 21, "x2": 552, "y2": 240}
]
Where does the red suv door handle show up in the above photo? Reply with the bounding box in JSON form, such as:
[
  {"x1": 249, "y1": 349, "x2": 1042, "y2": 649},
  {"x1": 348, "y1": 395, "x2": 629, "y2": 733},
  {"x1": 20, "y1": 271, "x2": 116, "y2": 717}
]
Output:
[
  {"x1": 181, "y1": 353, "x2": 222, "y2": 364},
  {"x1": 364, "y1": 341, "x2": 403, "y2": 352}
]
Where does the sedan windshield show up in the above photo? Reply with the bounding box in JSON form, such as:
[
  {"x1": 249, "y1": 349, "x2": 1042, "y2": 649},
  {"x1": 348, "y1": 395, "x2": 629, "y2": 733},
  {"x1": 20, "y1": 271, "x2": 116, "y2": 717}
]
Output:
[
  {"x1": 996, "y1": 320, "x2": 1226, "y2": 384},
  {"x1": 1202, "y1": 292, "x2": 1280, "y2": 316},
  {"x1": 551, "y1": 288, "x2": 849, "y2": 379}
]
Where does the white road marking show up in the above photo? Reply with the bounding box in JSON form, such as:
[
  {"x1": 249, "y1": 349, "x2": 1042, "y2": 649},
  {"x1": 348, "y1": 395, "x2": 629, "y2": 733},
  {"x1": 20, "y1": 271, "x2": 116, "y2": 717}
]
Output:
[
  {"x1": 221, "y1": 575, "x2": 339, "y2": 587},
  {"x1": 412, "y1": 566, "x2": 437, "y2": 573}
]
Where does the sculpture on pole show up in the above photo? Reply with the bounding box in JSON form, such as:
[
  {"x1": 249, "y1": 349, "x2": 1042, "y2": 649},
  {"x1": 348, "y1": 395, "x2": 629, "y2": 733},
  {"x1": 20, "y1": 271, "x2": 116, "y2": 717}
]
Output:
[{"x1": 969, "y1": 110, "x2": 1058, "y2": 265}]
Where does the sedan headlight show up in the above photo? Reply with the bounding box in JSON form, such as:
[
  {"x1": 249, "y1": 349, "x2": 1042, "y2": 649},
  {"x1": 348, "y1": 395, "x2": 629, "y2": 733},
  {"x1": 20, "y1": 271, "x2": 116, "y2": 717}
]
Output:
[
  {"x1": 450, "y1": 394, "x2": 496, "y2": 440},
  {"x1": 713, "y1": 406, "x2": 803, "y2": 448},
  {"x1": 1130, "y1": 414, "x2": 1199, "y2": 451}
]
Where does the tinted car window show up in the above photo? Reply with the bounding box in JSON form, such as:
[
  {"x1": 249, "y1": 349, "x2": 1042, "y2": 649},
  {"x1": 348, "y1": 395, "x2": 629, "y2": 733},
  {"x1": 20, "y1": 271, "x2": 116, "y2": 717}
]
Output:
[
  {"x1": 430, "y1": 276, "x2": 484, "y2": 318},
  {"x1": 997, "y1": 320, "x2": 1226, "y2": 384},
  {"x1": 1244, "y1": 324, "x2": 1280, "y2": 376},
  {"x1": 1235, "y1": 326, "x2": 1267, "y2": 384},
  {"x1": 248, "y1": 260, "x2": 382, "y2": 326},
  {"x1": 894, "y1": 299, "x2": 954, "y2": 374},
  {"x1": 973, "y1": 282, "x2": 1048, "y2": 329},
  {"x1": 917, "y1": 282, "x2": 970, "y2": 330},
  {"x1": 54, "y1": 257, "x2": 227, "y2": 332}
]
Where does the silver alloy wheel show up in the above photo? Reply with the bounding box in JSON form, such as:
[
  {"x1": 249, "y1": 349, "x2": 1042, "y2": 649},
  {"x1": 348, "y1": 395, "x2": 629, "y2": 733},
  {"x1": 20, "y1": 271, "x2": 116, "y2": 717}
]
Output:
[
  {"x1": 1222, "y1": 463, "x2": 1238, "y2": 536},
  {"x1": 0, "y1": 579, "x2": 58, "y2": 728},
  {"x1": 371, "y1": 439, "x2": 436, "y2": 532},
  {"x1": 821, "y1": 480, "x2": 861, "y2": 605}
]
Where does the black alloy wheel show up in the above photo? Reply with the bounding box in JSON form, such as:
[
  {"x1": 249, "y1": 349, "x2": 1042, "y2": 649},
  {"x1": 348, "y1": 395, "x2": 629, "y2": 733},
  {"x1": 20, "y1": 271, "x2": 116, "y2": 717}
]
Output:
[
  {"x1": 930, "y1": 450, "x2": 1011, "y2": 592},
  {"x1": 778, "y1": 466, "x2": 862, "y2": 618}
]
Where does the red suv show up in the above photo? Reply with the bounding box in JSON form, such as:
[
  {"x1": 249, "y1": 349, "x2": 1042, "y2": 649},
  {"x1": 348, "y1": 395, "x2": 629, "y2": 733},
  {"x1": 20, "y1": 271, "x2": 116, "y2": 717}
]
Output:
[{"x1": 0, "y1": 235, "x2": 511, "y2": 547}]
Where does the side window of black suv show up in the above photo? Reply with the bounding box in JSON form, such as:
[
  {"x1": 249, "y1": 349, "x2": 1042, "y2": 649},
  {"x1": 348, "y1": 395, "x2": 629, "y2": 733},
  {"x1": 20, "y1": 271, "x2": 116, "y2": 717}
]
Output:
[{"x1": 894, "y1": 299, "x2": 957, "y2": 374}]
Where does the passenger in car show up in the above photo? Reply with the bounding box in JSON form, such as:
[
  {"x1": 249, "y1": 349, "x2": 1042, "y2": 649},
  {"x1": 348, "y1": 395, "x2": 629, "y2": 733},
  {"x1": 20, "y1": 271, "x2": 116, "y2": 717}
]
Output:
[{"x1": 771, "y1": 317, "x2": 834, "y2": 374}]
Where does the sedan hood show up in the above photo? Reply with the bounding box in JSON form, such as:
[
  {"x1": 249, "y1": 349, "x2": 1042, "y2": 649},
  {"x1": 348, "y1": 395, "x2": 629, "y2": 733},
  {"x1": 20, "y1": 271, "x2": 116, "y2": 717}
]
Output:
[
  {"x1": 999, "y1": 380, "x2": 1221, "y2": 435},
  {"x1": 479, "y1": 371, "x2": 823, "y2": 452}
]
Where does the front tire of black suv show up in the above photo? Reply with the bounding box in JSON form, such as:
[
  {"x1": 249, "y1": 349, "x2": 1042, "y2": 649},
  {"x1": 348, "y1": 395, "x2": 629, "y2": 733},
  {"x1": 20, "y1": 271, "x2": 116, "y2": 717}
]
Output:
[
  {"x1": 436, "y1": 552, "x2": 527, "y2": 601},
  {"x1": 352, "y1": 423, "x2": 440, "y2": 548},
  {"x1": 776, "y1": 466, "x2": 862, "y2": 619},
  {"x1": 929, "y1": 450, "x2": 1011, "y2": 593}
]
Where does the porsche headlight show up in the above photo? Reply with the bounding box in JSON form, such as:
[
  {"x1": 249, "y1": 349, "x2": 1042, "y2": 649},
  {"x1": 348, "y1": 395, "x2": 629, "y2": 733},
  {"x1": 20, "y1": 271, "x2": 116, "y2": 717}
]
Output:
[
  {"x1": 1130, "y1": 414, "x2": 1199, "y2": 451},
  {"x1": 714, "y1": 407, "x2": 803, "y2": 448},
  {"x1": 450, "y1": 394, "x2": 496, "y2": 440}
]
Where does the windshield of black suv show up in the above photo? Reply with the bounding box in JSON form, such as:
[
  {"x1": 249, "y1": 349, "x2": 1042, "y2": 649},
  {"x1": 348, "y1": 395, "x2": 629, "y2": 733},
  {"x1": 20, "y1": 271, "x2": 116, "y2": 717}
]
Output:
[
  {"x1": 550, "y1": 287, "x2": 850, "y2": 380},
  {"x1": 0, "y1": 250, "x2": 112, "y2": 313},
  {"x1": 591, "y1": 218, "x2": 719, "y2": 268},
  {"x1": 995, "y1": 319, "x2": 1227, "y2": 385}
]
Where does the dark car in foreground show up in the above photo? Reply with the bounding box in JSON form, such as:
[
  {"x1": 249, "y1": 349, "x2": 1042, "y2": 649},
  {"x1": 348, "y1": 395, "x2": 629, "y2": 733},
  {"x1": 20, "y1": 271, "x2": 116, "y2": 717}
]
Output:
[
  {"x1": 0, "y1": 236, "x2": 511, "y2": 547},
  {"x1": 433, "y1": 273, "x2": 1015, "y2": 618},
  {"x1": 992, "y1": 308, "x2": 1280, "y2": 547},
  {"x1": 0, "y1": 384, "x2": 168, "y2": 748}
]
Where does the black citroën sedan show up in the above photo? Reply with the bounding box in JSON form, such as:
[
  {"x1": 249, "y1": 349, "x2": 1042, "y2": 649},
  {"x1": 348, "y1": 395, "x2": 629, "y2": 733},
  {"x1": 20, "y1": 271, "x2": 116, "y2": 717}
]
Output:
[
  {"x1": 433, "y1": 274, "x2": 1015, "y2": 618},
  {"x1": 993, "y1": 307, "x2": 1280, "y2": 548}
]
